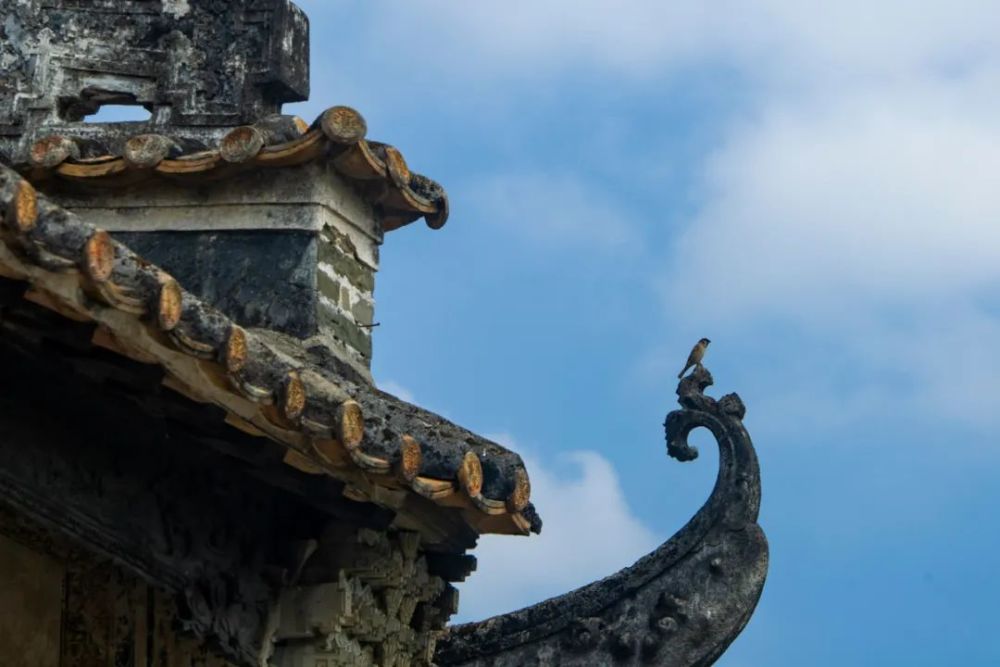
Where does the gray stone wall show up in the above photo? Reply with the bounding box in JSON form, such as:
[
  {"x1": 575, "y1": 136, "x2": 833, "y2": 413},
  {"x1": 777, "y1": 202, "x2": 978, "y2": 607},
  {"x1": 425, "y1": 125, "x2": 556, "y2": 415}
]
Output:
[
  {"x1": 46, "y1": 162, "x2": 381, "y2": 378},
  {"x1": 113, "y1": 230, "x2": 322, "y2": 339}
]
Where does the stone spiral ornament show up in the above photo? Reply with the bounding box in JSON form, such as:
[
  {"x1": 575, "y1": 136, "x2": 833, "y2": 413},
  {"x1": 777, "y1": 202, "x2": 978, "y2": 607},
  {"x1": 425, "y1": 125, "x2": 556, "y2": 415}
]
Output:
[{"x1": 436, "y1": 365, "x2": 768, "y2": 666}]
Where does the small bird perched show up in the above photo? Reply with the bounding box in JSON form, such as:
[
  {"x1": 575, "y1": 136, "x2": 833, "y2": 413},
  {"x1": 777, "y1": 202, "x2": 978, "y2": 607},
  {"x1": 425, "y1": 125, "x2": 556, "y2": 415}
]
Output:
[{"x1": 678, "y1": 338, "x2": 711, "y2": 379}]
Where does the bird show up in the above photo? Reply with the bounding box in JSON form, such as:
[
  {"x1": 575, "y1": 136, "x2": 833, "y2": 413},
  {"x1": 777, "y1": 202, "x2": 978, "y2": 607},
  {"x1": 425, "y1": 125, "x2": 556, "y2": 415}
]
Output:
[{"x1": 678, "y1": 338, "x2": 711, "y2": 379}]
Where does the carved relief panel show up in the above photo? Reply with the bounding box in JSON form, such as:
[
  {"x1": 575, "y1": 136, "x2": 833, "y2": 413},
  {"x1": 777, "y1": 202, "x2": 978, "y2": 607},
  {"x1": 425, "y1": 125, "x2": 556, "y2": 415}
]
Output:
[{"x1": 0, "y1": 0, "x2": 308, "y2": 139}]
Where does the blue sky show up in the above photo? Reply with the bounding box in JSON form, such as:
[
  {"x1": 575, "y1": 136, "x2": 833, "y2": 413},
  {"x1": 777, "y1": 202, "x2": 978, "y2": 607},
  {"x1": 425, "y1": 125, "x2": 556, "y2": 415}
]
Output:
[{"x1": 283, "y1": 3, "x2": 1000, "y2": 664}]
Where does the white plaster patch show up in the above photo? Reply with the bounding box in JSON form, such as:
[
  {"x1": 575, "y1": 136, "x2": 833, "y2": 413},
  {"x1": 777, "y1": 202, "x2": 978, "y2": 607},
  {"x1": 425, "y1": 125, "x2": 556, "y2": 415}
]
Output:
[
  {"x1": 317, "y1": 262, "x2": 342, "y2": 287},
  {"x1": 162, "y1": 0, "x2": 191, "y2": 18},
  {"x1": 318, "y1": 294, "x2": 362, "y2": 329},
  {"x1": 71, "y1": 204, "x2": 325, "y2": 233}
]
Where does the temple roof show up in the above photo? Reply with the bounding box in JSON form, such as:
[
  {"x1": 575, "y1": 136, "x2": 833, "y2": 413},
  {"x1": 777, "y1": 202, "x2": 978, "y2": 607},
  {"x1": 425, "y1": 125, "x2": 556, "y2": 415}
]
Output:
[
  {"x1": 12, "y1": 106, "x2": 449, "y2": 233},
  {"x1": 0, "y1": 163, "x2": 537, "y2": 545}
]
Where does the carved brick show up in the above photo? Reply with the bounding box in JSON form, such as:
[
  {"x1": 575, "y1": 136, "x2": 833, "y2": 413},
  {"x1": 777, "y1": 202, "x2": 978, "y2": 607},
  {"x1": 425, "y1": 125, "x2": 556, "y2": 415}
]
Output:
[
  {"x1": 273, "y1": 526, "x2": 452, "y2": 667},
  {"x1": 0, "y1": 0, "x2": 308, "y2": 154}
]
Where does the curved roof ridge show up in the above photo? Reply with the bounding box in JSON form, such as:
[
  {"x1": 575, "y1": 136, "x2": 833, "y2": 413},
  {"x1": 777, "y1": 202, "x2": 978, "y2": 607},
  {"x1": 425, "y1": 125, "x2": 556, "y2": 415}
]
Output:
[{"x1": 16, "y1": 106, "x2": 449, "y2": 233}]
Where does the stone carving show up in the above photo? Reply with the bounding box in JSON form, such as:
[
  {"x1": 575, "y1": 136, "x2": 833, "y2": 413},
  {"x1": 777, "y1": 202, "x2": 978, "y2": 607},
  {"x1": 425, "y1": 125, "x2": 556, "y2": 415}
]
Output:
[
  {"x1": 435, "y1": 365, "x2": 769, "y2": 666},
  {"x1": 273, "y1": 527, "x2": 455, "y2": 666},
  {"x1": 0, "y1": 0, "x2": 309, "y2": 160}
]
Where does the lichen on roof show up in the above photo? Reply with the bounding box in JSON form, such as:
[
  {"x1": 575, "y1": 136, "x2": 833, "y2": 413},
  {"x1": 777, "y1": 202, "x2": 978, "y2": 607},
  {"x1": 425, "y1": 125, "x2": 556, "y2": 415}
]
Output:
[{"x1": 0, "y1": 163, "x2": 536, "y2": 540}]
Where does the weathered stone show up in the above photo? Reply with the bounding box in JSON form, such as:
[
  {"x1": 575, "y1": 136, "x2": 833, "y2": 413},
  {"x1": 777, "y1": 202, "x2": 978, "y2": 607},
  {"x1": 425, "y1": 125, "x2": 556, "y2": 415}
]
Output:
[
  {"x1": 316, "y1": 271, "x2": 348, "y2": 310},
  {"x1": 114, "y1": 230, "x2": 320, "y2": 339},
  {"x1": 435, "y1": 366, "x2": 768, "y2": 666},
  {"x1": 0, "y1": 0, "x2": 381, "y2": 377},
  {"x1": 319, "y1": 228, "x2": 377, "y2": 292},
  {"x1": 42, "y1": 160, "x2": 381, "y2": 376},
  {"x1": 274, "y1": 528, "x2": 452, "y2": 667},
  {"x1": 351, "y1": 295, "x2": 376, "y2": 327},
  {"x1": 320, "y1": 302, "x2": 373, "y2": 361},
  {"x1": 0, "y1": 0, "x2": 309, "y2": 162}
]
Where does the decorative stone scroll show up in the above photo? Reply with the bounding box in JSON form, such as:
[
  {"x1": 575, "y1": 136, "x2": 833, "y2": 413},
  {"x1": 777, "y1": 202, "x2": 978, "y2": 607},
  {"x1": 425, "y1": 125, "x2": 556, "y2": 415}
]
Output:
[{"x1": 435, "y1": 366, "x2": 769, "y2": 666}]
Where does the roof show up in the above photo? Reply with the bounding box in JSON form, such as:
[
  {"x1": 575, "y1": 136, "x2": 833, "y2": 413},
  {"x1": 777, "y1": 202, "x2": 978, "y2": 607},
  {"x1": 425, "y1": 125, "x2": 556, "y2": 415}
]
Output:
[
  {"x1": 0, "y1": 162, "x2": 537, "y2": 541},
  {"x1": 13, "y1": 106, "x2": 448, "y2": 233},
  {"x1": 436, "y1": 367, "x2": 768, "y2": 665}
]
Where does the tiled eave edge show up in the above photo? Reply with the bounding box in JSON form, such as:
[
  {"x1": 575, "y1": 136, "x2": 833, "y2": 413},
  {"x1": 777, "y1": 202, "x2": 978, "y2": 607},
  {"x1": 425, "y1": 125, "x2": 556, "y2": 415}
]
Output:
[
  {"x1": 0, "y1": 164, "x2": 537, "y2": 538},
  {"x1": 15, "y1": 106, "x2": 448, "y2": 233}
]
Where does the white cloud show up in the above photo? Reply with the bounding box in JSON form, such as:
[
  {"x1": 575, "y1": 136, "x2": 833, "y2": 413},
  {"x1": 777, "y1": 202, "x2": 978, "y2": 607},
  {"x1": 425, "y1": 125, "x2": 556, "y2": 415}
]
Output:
[
  {"x1": 669, "y1": 76, "x2": 1000, "y2": 317},
  {"x1": 464, "y1": 172, "x2": 641, "y2": 253},
  {"x1": 455, "y1": 437, "x2": 658, "y2": 622},
  {"x1": 658, "y1": 68, "x2": 1000, "y2": 426}
]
